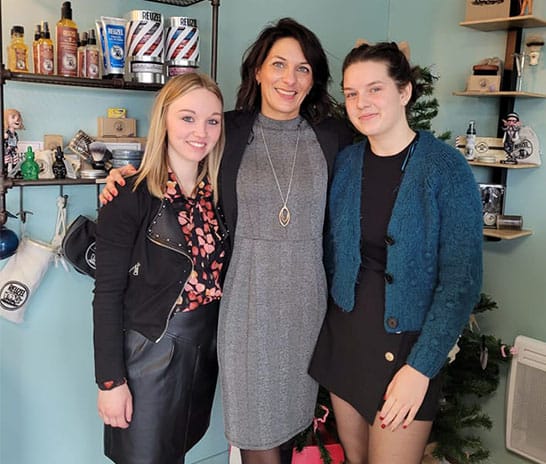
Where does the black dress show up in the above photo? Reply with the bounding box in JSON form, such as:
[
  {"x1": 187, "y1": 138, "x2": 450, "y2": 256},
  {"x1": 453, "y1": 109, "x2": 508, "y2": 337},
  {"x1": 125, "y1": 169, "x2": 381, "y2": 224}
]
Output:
[{"x1": 309, "y1": 141, "x2": 442, "y2": 425}]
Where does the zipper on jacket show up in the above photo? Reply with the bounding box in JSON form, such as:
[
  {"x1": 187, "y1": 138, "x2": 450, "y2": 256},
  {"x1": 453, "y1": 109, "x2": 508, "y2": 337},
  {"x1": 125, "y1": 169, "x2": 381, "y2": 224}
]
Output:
[{"x1": 148, "y1": 235, "x2": 194, "y2": 343}]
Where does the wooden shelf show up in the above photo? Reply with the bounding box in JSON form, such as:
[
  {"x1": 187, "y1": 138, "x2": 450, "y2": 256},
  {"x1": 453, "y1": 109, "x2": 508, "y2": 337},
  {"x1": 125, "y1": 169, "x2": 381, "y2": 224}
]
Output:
[
  {"x1": 460, "y1": 15, "x2": 546, "y2": 31},
  {"x1": 469, "y1": 160, "x2": 539, "y2": 168},
  {"x1": 1, "y1": 71, "x2": 162, "y2": 92},
  {"x1": 483, "y1": 228, "x2": 532, "y2": 240},
  {"x1": 453, "y1": 90, "x2": 546, "y2": 98}
]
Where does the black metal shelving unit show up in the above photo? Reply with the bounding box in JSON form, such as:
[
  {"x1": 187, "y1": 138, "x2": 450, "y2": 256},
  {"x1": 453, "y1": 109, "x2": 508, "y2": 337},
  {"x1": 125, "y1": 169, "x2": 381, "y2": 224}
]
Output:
[{"x1": 0, "y1": 0, "x2": 221, "y2": 226}]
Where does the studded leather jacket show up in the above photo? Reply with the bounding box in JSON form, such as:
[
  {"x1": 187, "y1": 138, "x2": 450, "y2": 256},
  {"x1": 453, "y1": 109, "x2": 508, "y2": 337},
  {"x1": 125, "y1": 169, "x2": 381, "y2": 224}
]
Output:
[{"x1": 92, "y1": 177, "x2": 229, "y2": 384}]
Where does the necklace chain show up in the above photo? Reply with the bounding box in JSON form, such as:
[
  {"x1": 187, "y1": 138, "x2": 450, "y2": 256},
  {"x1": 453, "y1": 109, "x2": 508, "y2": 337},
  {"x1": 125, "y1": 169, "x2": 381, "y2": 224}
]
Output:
[{"x1": 259, "y1": 122, "x2": 300, "y2": 227}]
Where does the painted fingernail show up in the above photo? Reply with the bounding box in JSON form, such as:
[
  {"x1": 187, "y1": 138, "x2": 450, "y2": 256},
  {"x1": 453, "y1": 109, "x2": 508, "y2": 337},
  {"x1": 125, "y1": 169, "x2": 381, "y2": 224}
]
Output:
[
  {"x1": 379, "y1": 415, "x2": 384, "y2": 420},
  {"x1": 381, "y1": 424, "x2": 386, "y2": 429},
  {"x1": 403, "y1": 425, "x2": 408, "y2": 429}
]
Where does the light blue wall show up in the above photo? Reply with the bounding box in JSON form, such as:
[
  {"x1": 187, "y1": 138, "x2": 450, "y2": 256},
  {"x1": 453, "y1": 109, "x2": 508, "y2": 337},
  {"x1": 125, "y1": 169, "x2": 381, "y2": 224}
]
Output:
[
  {"x1": 0, "y1": 1, "x2": 384, "y2": 463},
  {"x1": 2, "y1": 1, "x2": 546, "y2": 463}
]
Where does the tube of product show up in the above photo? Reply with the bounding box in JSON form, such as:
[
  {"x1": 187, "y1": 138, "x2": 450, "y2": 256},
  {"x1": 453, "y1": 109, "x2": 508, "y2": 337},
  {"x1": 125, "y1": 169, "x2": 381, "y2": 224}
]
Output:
[{"x1": 96, "y1": 16, "x2": 127, "y2": 78}]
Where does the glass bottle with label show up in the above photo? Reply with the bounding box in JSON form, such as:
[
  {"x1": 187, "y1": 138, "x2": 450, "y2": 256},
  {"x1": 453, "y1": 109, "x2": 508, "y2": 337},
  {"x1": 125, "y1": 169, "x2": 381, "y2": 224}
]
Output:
[
  {"x1": 56, "y1": 1, "x2": 78, "y2": 77},
  {"x1": 37, "y1": 21, "x2": 55, "y2": 75},
  {"x1": 86, "y1": 29, "x2": 101, "y2": 79},
  {"x1": 7, "y1": 25, "x2": 29, "y2": 73}
]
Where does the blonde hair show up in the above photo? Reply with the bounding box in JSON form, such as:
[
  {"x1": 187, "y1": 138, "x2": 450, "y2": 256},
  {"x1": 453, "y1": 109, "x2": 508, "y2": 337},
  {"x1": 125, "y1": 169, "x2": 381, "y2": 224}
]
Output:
[
  {"x1": 134, "y1": 72, "x2": 225, "y2": 204},
  {"x1": 4, "y1": 108, "x2": 25, "y2": 130}
]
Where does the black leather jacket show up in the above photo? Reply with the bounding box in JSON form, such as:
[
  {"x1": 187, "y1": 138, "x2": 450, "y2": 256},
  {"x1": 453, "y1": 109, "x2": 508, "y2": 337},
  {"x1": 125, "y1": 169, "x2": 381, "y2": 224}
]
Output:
[{"x1": 93, "y1": 177, "x2": 229, "y2": 383}]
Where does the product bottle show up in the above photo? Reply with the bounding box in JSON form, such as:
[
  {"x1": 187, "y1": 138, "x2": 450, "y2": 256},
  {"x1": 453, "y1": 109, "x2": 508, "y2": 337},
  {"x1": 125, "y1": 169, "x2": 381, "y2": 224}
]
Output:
[
  {"x1": 21, "y1": 147, "x2": 40, "y2": 180},
  {"x1": 85, "y1": 29, "x2": 101, "y2": 79},
  {"x1": 465, "y1": 120, "x2": 477, "y2": 161},
  {"x1": 37, "y1": 21, "x2": 55, "y2": 75},
  {"x1": 32, "y1": 24, "x2": 41, "y2": 73},
  {"x1": 56, "y1": 1, "x2": 78, "y2": 77},
  {"x1": 7, "y1": 25, "x2": 29, "y2": 73},
  {"x1": 77, "y1": 31, "x2": 88, "y2": 77}
]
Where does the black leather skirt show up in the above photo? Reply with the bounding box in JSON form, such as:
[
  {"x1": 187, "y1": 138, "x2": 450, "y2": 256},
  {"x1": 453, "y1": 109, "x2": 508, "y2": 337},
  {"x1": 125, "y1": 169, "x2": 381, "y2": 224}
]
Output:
[{"x1": 104, "y1": 301, "x2": 219, "y2": 464}]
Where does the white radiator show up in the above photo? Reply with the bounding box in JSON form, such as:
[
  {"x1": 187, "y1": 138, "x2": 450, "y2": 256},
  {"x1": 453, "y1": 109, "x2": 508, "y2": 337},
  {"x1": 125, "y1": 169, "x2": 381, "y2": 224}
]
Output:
[{"x1": 506, "y1": 335, "x2": 546, "y2": 464}]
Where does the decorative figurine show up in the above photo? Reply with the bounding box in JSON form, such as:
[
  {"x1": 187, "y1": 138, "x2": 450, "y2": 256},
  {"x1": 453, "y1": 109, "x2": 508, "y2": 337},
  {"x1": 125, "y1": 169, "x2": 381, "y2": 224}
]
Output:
[
  {"x1": 3, "y1": 108, "x2": 24, "y2": 174},
  {"x1": 501, "y1": 112, "x2": 521, "y2": 165},
  {"x1": 20, "y1": 146, "x2": 39, "y2": 180},
  {"x1": 501, "y1": 112, "x2": 542, "y2": 166},
  {"x1": 526, "y1": 35, "x2": 545, "y2": 66},
  {"x1": 52, "y1": 146, "x2": 67, "y2": 179},
  {"x1": 519, "y1": 0, "x2": 533, "y2": 16}
]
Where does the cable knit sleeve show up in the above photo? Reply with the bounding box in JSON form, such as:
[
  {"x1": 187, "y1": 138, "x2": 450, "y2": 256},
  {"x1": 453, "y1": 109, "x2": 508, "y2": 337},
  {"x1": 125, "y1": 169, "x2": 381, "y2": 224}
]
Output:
[{"x1": 405, "y1": 138, "x2": 483, "y2": 378}]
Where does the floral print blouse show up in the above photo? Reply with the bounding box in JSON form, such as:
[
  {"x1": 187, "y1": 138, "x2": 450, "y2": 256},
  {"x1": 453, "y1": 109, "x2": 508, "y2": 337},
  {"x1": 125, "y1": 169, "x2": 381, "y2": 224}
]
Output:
[{"x1": 164, "y1": 172, "x2": 225, "y2": 312}]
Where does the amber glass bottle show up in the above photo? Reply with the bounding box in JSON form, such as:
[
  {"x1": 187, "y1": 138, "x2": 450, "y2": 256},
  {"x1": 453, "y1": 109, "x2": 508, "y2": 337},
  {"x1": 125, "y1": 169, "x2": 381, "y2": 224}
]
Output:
[
  {"x1": 7, "y1": 25, "x2": 29, "y2": 73},
  {"x1": 56, "y1": 1, "x2": 78, "y2": 77}
]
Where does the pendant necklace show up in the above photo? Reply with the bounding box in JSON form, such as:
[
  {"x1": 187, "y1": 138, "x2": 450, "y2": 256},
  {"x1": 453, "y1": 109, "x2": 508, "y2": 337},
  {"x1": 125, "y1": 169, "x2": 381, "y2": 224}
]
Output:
[{"x1": 259, "y1": 122, "x2": 300, "y2": 227}]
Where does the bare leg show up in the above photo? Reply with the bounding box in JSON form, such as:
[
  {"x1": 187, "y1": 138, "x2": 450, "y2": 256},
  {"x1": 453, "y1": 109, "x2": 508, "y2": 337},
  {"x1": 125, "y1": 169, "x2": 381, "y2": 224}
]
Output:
[
  {"x1": 240, "y1": 447, "x2": 281, "y2": 464},
  {"x1": 368, "y1": 411, "x2": 432, "y2": 464},
  {"x1": 330, "y1": 393, "x2": 369, "y2": 464}
]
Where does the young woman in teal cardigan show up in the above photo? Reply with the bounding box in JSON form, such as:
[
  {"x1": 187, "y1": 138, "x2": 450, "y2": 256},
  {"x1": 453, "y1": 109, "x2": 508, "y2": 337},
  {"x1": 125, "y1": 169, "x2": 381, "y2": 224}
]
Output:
[{"x1": 309, "y1": 42, "x2": 483, "y2": 464}]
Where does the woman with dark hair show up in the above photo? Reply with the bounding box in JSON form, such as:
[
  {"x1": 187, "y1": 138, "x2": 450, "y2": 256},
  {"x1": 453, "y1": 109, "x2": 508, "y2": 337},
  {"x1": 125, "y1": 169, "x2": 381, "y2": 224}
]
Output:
[
  {"x1": 218, "y1": 18, "x2": 353, "y2": 463},
  {"x1": 100, "y1": 17, "x2": 353, "y2": 463},
  {"x1": 309, "y1": 42, "x2": 483, "y2": 463}
]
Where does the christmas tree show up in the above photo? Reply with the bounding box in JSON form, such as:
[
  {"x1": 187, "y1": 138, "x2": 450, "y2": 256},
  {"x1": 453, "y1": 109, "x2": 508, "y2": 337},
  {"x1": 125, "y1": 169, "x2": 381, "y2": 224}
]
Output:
[{"x1": 429, "y1": 294, "x2": 513, "y2": 464}]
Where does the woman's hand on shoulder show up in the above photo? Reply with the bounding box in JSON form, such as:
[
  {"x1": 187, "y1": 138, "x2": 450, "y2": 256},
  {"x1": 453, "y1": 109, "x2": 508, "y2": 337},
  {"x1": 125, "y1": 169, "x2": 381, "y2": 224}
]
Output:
[
  {"x1": 97, "y1": 383, "x2": 133, "y2": 428},
  {"x1": 379, "y1": 364, "x2": 430, "y2": 431},
  {"x1": 99, "y1": 165, "x2": 137, "y2": 205}
]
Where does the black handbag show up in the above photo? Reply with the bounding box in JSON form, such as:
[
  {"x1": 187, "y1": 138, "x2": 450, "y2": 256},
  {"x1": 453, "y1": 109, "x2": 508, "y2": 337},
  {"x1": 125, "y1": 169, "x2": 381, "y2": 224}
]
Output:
[{"x1": 61, "y1": 215, "x2": 97, "y2": 278}]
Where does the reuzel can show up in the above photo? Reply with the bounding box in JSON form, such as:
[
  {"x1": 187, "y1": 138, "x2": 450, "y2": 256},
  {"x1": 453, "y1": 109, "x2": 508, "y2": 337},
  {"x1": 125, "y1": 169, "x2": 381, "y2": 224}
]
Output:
[
  {"x1": 126, "y1": 10, "x2": 164, "y2": 84},
  {"x1": 165, "y1": 17, "x2": 199, "y2": 77}
]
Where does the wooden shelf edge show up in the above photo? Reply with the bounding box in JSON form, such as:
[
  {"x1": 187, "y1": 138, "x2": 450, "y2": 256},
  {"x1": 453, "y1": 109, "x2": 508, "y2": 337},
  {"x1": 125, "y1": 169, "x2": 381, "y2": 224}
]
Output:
[
  {"x1": 460, "y1": 15, "x2": 546, "y2": 31},
  {"x1": 453, "y1": 90, "x2": 546, "y2": 98},
  {"x1": 483, "y1": 228, "x2": 532, "y2": 240},
  {"x1": 469, "y1": 160, "x2": 539, "y2": 168}
]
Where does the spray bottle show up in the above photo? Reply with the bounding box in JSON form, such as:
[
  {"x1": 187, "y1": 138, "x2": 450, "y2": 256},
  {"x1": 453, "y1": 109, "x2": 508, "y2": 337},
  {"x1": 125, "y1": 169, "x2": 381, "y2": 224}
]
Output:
[
  {"x1": 56, "y1": 1, "x2": 78, "y2": 77},
  {"x1": 465, "y1": 120, "x2": 477, "y2": 161}
]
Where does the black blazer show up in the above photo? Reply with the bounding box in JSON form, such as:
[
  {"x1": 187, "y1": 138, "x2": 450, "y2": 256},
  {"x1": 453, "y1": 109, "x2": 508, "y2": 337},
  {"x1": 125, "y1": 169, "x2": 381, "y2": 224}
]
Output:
[{"x1": 218, "y1": 110, "x2": 354, "y2": 248}]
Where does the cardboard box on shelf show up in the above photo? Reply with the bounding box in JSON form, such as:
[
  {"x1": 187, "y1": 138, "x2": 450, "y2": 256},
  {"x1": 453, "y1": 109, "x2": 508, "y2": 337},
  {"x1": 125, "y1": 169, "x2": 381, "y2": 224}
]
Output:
[
  {"x1": 464, "y1": 0, "x2": 511, "y2": 21},
  {"x1": 466, "y1": 75, "x2": 502, "y2": 92},
  {"x1": 97, "y1": 117, "x2": 137, "y2": 137}
]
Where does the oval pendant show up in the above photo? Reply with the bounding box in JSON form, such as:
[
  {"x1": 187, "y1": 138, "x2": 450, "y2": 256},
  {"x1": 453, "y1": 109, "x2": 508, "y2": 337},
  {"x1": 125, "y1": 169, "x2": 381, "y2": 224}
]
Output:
[{"x1": 279, "y1": 206, "x2": 290, "y2": 227}]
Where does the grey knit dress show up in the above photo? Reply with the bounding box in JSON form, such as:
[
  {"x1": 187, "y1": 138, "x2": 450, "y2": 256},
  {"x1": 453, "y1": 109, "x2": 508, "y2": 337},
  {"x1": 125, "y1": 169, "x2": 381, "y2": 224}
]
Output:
[{"x1": 217, "y1": 114, "x2": 328, "y2": 449}]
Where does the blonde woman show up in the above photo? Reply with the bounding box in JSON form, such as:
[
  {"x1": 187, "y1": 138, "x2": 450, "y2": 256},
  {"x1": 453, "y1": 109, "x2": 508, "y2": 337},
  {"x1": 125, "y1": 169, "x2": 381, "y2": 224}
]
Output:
[{"x1": 93, "y1": 72, "x2": 229, "y2": 464}]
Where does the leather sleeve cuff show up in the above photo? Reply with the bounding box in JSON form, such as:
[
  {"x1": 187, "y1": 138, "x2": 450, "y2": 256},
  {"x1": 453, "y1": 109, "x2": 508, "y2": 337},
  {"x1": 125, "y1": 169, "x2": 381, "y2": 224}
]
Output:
[{"x1": 97, "y1": 378, "x2": 127, "y2": 391}]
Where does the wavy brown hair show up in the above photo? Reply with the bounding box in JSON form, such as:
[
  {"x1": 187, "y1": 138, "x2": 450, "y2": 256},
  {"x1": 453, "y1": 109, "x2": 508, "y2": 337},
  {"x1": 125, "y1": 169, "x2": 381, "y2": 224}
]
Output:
[{"x1": 236, "y1": 17, "x2": 334, "y2": 123}]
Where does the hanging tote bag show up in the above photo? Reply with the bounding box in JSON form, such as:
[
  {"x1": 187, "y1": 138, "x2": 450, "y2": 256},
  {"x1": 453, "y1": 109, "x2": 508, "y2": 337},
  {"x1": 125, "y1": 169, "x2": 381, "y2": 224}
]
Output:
[
  {"x1": 0, "y1": 195, "x2": 67, "y2": 323},
  {"x1": 0, "y1": 237, "x2": 55, "y2": 323}
]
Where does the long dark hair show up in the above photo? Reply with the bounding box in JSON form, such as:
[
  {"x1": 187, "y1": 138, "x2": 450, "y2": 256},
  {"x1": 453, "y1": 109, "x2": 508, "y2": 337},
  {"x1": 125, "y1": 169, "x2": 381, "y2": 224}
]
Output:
[
  {"x1": 342, "y1": 42, "x2": 424, "y2": 111},
  {"x1": 236, "y1": 17, "x2": 334, "y2": 123}
]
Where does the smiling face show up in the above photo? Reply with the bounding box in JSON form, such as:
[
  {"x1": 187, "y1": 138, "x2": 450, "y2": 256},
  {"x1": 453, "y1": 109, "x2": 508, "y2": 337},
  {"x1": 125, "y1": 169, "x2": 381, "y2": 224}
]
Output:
[
  {"x1": 5, "y1": 110, "x2": 23, "y2": 132},
  {"x1": 343, "y1": 60, "x2": 411, "y2": 143},
  {"x1": 255, "y1": 37, "x2": 313, "y2": 120},
  {"x1": 165, "y1": 87, "x2": 222, "y2": 170}
]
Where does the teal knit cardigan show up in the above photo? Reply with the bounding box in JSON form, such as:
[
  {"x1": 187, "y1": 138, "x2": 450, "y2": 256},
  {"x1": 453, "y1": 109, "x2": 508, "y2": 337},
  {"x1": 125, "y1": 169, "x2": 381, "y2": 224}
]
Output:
[{"x1": 326, "y1": 131, "x2": 483, "y2": 378}]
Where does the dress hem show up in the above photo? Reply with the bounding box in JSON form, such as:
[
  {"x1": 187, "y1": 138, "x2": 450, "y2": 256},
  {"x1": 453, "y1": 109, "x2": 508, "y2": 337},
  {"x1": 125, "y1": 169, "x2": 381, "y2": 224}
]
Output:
[{"x1": 225, "y1": 419, "x2": 313, "y2": 451}]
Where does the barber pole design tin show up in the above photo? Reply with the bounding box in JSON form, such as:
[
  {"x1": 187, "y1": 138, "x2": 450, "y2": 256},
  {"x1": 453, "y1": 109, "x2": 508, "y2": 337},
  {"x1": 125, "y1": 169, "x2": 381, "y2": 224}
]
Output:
[
  {"x1": 166, "y1": 17, "x2": 199, "y2": 77},
  {"x1": 126, "y1": 10, "x2": 164, "y2": 83}
]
